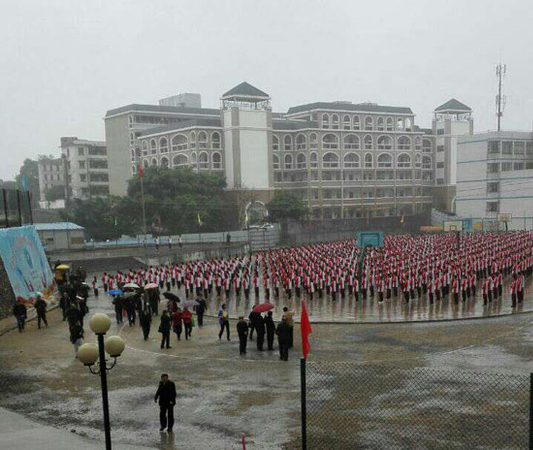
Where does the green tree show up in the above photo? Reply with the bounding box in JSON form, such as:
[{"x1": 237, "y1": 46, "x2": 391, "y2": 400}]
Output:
[
  {"x1": 44, "y1": 185, "x2": 65, "y2": 202},
  {"x1": 267, "y1": 191, "x2": 308, "y2": 222},
  {"x1": 16, "y1": 158, "x2": 40, "y2": 205}
]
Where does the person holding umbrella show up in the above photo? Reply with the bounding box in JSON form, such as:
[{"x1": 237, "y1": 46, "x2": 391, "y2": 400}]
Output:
[
  {"x1": 256, "y1": 313, "x2": 266, "y2": 351},
  {"x1": 236, "y1": 316, "x2": 248, "y2": 355},
  {"x1": 265, "y1": 310, "x2": 276, "y2": 351},
  {"x1": 218, "y1": 303, "x2": 230, "y2": 341}
]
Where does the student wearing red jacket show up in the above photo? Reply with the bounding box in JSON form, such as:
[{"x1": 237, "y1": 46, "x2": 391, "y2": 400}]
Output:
[{"x1": 181, "y1": 308, "x2": 193, "y2": 340}]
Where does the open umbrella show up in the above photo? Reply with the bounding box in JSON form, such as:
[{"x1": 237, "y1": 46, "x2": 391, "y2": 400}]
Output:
[
  {"x1": 181, "y1": 300, "x2": 199, "y2": 308},
  {"x1": 124, "y1": 282, "x2": 140, "y2": 289},
  {"x1": 144, "y1": 283, "x2": 158, "y2": 289},
  {"x1": 163, "y1": 292, "x2": 180, "y2": 302},
  {"x1": 56, "y1": 264, "x2": 70, "y2": 270},
  {"x1": 253, "y1": 303, "x2": 274, "y2": 313},
  {"x1": 29, "y1": 292, "x2": 43, "y2": 297},
  {"x1": 123, "y1": 291, "x2": 137, "y2": 298},
  {"x1": 108, "y1": 289, "x2": 123, "y2": 296}
]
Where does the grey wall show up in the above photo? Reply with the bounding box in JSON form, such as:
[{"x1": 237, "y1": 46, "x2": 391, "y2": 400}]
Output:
[{"x1": 105, "y1": 115, "x2": 131, "y2": 196}]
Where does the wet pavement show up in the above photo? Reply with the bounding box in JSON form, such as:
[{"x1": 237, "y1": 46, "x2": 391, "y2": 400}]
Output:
[{"x1": 1, "y1": 286, "x2": 533, "y2": 449}]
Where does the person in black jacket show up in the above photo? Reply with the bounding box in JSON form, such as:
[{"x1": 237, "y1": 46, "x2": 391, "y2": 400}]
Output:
[
  {"x1": 236, "y1": 316, "x2": 248, "y2": 355},
  {"x1": 248, "y1": 307, "x2": 260, "y2": 341},
  {"x1": 13, "y1": 302, "x2": 27, "y2": 332},
  {"x1": 154, "y1": 373, "x2": 176, "y2": 432},
  {"x1": 265, "y1": 311, "x2": 276, "y2": 351},
  {"x1": 256, "y1": 314, "x2": 266, "y2": 351},
  {"x1": 34, "y1": 295, "x2": 48, "y2": 329},
  {"x1": 195, "y1": 297, "x2": 207, "y2": 327},
  {"x1": 139, "y1": 307, "x2": 152, "y2": 340},
  {"x1": 113, "y1": 296, "x2": 123, "y2": 324},
  {"x1": 159, "y1": 311, "x2": 171, "y2": 349},
  {"x1": 59, "y1": 292, "x2": 70, "y2": 321},
  {"x1": 276, "y1": 317, "x2": 291, "y2": 361}
]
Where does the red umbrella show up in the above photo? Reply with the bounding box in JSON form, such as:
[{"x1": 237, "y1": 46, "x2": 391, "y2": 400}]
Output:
[{"x1": 253, "y1": 303, "x2": 274, "y2": 313}]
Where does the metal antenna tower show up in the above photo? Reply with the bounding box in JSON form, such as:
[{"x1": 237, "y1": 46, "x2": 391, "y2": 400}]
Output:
[{"x1": 495, "y1": 63, "x2": 507, "y2": 131}]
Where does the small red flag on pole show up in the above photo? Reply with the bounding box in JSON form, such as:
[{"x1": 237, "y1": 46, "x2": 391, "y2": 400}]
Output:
[
  {"x1": 139, "y1": 164, "x2": 144, "y2": 178},
  {"x1": 300, "y1": 300, "x2": 312, "y2": 360}
]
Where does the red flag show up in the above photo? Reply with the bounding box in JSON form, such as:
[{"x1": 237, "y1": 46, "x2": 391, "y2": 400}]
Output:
[
  {"x1": 139, "y1": 164, "x2": 144, "y2": 178},
  {"x1": 300, "y1": 300, "x2": 312, "y2": 360}
]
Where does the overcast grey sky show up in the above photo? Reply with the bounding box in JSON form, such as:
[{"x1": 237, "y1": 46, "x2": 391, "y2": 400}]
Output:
[{"x1": 1, "y1": 0, "x2": 532, "y2": 180}]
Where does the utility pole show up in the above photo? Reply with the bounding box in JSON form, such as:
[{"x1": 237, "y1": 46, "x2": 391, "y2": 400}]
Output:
[{"x1": 496, "y1": 63, "x2": 507, "y2": 132}]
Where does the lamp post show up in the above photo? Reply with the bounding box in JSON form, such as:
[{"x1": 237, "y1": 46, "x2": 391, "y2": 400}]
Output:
[{"x1": 78, "y1": 313, "x2": 125, "y2": 450}]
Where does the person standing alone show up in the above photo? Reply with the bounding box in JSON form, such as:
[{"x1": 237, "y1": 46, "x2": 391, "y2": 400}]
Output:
[
  {"x1": 159, "y1": 311, "x2": 172, "y2": 349},
  {"x1": 218, "y1": 303, "x2": 230, "y2": 341},
  {"x1": 34, "y1": 295, "x2": 48, "y2": 329},
  {"x1": 154, "y1": 373, "x2": 176, "y2": 433},
  {"x1": 236, "y1": 316, "x2": 248, "y2": 355}
]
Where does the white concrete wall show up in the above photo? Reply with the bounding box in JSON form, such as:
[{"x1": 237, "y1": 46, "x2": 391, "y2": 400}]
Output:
[
  {"x1": 223, "y1": 109, "x2": 234, "y2": 188},
  {"x1": 239, "y1": 110, "x2": 269, "y2": 189}
]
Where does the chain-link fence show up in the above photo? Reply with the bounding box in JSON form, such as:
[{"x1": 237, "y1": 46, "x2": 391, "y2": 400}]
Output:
[{"x1": 303, "y1": 361, "x2": 531, "y2": 449}]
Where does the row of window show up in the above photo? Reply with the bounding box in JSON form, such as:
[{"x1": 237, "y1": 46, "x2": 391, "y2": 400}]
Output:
[
  {"x1": 135, "y1": 152, "x2": 223, "y2": 173},
  {"x1": 487, "y1": 161, "x2": 533, "y2": 173},
  {"x1": 42, "y1": 174, "x2": 62, "y2": 181},
  {"x1": 488, "y1": 140, "x2": 533, "y2": 156},
  {"x1": 273, "y1": 152, "x2": 433, "y2": 170},
  {"x1": 140, "y1": 132, "x2": 222, "y2": 155},
  {"x1": 317, "y1": 114, "x2": 413, "y2": 132},
  {"x1": 274, "y1": 171, "x2": 434, "y2": 183},
  {"x1": 41, "y1": 164, "x2": 61, "y2": 172},
  {"x1": 273, "y1": 134, "x2": 431, "y2": 151}
]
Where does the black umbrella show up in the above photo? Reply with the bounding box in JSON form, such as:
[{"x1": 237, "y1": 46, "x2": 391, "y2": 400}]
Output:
[{"x1": 163, "y1": 292, "x2": 180, "y2": 302}]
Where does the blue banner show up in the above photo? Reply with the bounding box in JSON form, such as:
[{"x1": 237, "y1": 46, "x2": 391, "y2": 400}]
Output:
[{"x1": 0, "y1": 226, "x2": 55, "y2": 306}]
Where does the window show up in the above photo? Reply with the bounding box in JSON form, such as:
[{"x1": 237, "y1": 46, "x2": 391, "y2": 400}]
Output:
[
  {"x1": 502, "y1": 141, "x2": 512, "y2": 155},
  {"x1": 386, "y1": 117, "x2": 393, "y2": 131},
  {"x1": 353, "y1": 116, "x2": 360, "y2": 130},
  {"x1": 142, "y1": 141, "x2": 149, "y2": 156},
  {"x1": 377, "y1": 117, "x2": 385, "y2": 131},
  {"x1": 377, "y1": 136, "x2": 392, "y2": 150},
  {"x1": 423, "y1": 139, "x2": 432, "y2": 152},
  {"x1": 212, "y1": 132, "x2": 221, "y2": 149},
  {"x1": 322, "y1": 134, "x2": 339, "y2": 149},
  {"x1": 501, "y1": 162, "x2": 512, "y2": 171},
  {"x1": 397, "y1": 118, "x2": 404, "y2": 130},
  {"x1": 514, "y1": 142, "x2": 525, "y2": 156},
  {"x1": 128, "y1": 115, "x2": 133, "y2": 128},
  {"x1": 364, "y1": 153, "x2": 373, "y2": 168},
  {"x1": 198, "y1": 132, "x2": 208, "y2": 149},
  {"x1": 296, "y1": 153, "x2": 307, "y2": 169},
  {"x1": 364, "y1": 135, "x2": 372, "y2": 150},
  {"x1": 437, "y1": 178, "x2": 444, "y2": 185},
  {"x1": 273, "y1": 135, "x2": 280, "y2": 150},
  {"x1": 343, "y1": 153, "x2": 359, "y2": 168},
  {"x1": 79, "y1": 161, "x2": 86, "y2": 169},
  {"x1": 78, "y1": 147, "x2": 85, "y2": 156},
  {"x1": 487, "y1": 162, "x2": 500, "y2": 173},
  {"x1": 89, "y1": 160, "x2": 108, "y2": 169},
  {"x1": 331, "y1": 114, "x2": 339, "y2": 129},
  {"x1": 514, "y1": 162, "x2": 525, "y2": 171},
  {"x1": 364, "y1": 116, "x2": 373, "y2": 131},
  {"x1": 322, "y1": 114, "x2": 330, "y2": 129},
  {"x1": 415, "y1": 154, "x2": 422, "y2": 168},
  {"x1": 527, "y1": 142, "x2": 533, "y2": 155},
  {"x1": 173, "y1": 154, "x2": 188, "y2": 167},
  {"x1": 89, "y1": 173, "x2": 109, "y2": 182},
  {"x1": 487, "y1": 182, "x2": 499, "y2": 193},
  {"x1": 422, "y1": 156, "x2": 432, "y2": 169},
  {"x1": 150, "y1": 139, "x2": 157, "y2": 154},
  {"x1": 322, "y1": 152, "x2": 339, "y2": 168},
  {"x1": 343, "y1": 115, "x2": 351, "y2": 130},
  {"x1": 415, "y1": 137, "x2": 421, "y2": 150},
  {"x1": 488, "y1": 141, "x2": 500, "y2": 154},
  {"x1": 437, "y1": 145, "x2": 444, "y2": 152},
  {"x1": 273, "y1": 154, "x2": 280, "y2": 170},
  {"x1": 171, "y1": 134, "x2": 188, "y2": 151},
  {"x1": 437, "y1": 161, "x2": 444, "y2": 169},
  {"x1": 159, "y1": 137, "x2": 168, "y2": 153},
  {"x1": 190, "y1": 132, "x2": 196, "y2": 149},
  {"x1": 198, "y1": 152, "x2": 209, "y2": 169},
  {"x1": 344, "y1": 135, "x2": 359, "y2": 150},
  {"x1": 160, "y1": 157, "x2": 170, "y2": 168},
  {"x1": 296, "y1": 134, "x2": 306, "y2": 150},
  {"x1": 486, "y1": 202, "x2": 499, "y2": 213},
  {"x1": 527, "y1": 162, "x2": 533, "y2": 170},
  {"x1": 211, "y1": 152, "x2": 222, "y2": 170},
  {"x1": 284, "y1": 154, "x2": 293, "y2": 170},
  {"x1": 284, "y1": 135, "x2": 292, "y2": 151},
  {"x1": 377, "y1": 153, "x2": 392, "y2": 168},
  {"x1": 437, "y1": 128, "x2": 444, "y2": 135},
  {"x1": 397, "y1": 153, "x2": 411, "y2": 168},
  {"x1": 398, "y1": 136, "x2": 411, "y2": 150}
]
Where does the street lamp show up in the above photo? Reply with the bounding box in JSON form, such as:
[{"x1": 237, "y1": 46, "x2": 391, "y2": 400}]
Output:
[{"x1": 78, "y1": 313, "x2": 125, "y2": 450}]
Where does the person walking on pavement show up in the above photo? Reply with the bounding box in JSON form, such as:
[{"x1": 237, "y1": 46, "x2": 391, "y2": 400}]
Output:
[
  {"x1": 236, "y1": 316, "x2": 248, "y2": 355},
  {"x1": 265, "y1": 311, "x2": 276, "y2": 351},
  {"x1": 139, "y1": 307, "x2": 152, "y2": 340},
  {"x1": 182, "y1": 307, "x2": 193, "y2": 340},
  {"x1": 195, "y1": 296, "x2": 207, "y2": 327},
  {"x1": 256, "y1": 313, "x2": 266, "y2": 351},
  {"x1": 13, "y1": 301, "x2": 27, "y2": 332},
  {"x1": 248, "y1": 307, "x2": 260, "y2": 341},
  {"x1": 112, "y1": 295, "x2": 124, "y2": 325},
  {"x1": 34, "y1": 295, "x2": 48, "y2": 329},
  {"x1": 59, "y1": 292, "x2": 70, "y2": 321},
  {"x1": 172, "y1": 308, "x2": 183, "y2": 341},
  {"x1": 154, "y1": 374, "x2": 176, "y2": 433},
  {"x1": 70, "y1": 321, "x2": 84, "y2": 358},
  {"x1": 276, "y1": 316, "x2": 291, "y2": 361},
  {"x1": 159, "y1": 311, "x2": 172, "y2": 349},
  {"x1": 282, "y1": 307, "x2": 295, "y2": 348},
  {"x1": 218, "y1": 303, "x2": 230, "y2": 341}
]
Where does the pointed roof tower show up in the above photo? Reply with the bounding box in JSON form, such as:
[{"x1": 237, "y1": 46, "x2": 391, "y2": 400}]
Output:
[{"x1": 435, "y1": 99, "x2": 472, "y2": 113}]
